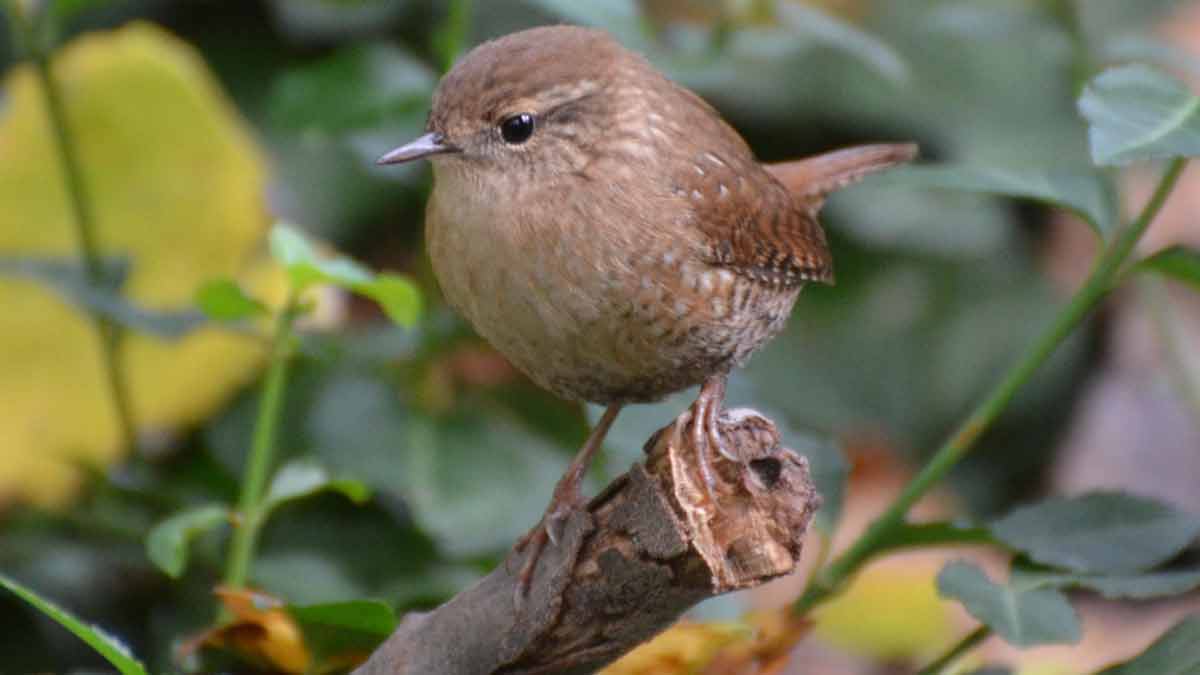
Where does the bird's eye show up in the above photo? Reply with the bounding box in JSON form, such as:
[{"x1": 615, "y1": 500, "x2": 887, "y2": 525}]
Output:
[{"x1": 499, "y1": 113, "x2": 535, "y2": 144}]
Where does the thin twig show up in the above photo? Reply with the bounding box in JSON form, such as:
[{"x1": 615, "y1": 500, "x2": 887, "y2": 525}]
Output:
[
  {"x1": 915, "y1": 625, "x2": 991, "y2": 675},
  {"x1": 22, "y1": 8, "x2": 138, "y2": 451}
]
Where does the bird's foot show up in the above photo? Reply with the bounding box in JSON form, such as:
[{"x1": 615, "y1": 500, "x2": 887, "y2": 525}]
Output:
[
  {"x1": 511, "y1": 480, "x2": 585, "y2": 605},
  {"x1": 671, "y1": 376, "x2": 737, "y2": 504},
  {"x1": 509, "y1": 403, "x2": 623, "y2": 607}
]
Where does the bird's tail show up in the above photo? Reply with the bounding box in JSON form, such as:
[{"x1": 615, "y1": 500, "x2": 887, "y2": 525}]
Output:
[{"x1": 765, "y1": 143, "x2": 918, "y2": 214}]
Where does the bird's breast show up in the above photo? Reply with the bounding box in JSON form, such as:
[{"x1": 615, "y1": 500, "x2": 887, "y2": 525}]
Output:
[{"x1": 424, "y1": 173, "x2": 799, "y2": 404}]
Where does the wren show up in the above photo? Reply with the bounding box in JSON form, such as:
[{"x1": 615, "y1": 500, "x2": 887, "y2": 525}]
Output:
[{"x1": 378, "y1": 25, "x2": 916, "y2": 596}]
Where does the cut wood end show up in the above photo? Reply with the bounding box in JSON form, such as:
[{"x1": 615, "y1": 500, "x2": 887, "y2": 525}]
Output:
[{"x1": 644, "y1": 406, "x2": 821, "y2": 593}]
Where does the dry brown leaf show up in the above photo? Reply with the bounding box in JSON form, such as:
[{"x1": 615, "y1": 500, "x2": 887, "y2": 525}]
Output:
[
  {"x1": 181, "y1": 587, "x2": 310, "y2": 674},
  {"x1": 602, "y1": 620, "x2": 755, "y2": 675}
]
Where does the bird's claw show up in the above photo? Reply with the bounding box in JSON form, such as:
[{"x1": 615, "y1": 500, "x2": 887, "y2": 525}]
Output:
[
  {"x1": 512, "y1": 486, "x2": 582, "y2": 603},
  {"x1": 512, "y1": 526, "x2": 546, "y2": 607},
  {"x1": 544, "y1": 507, "x2": 569, "y2": 547},
  {"x1": 672, "y1": 378, "x2": 736, "y2": 504}
]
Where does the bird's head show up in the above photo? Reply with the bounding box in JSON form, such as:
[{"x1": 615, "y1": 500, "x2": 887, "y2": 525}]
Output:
[{"x1": 377, "y1": 26, "x2": 661, "y2": 183}]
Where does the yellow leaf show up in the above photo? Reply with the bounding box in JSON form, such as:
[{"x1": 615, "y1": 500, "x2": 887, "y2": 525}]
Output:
[
  {"x1": 602, "y1": 620, "x2": 753, "y2": 675},
  {"x1": 705, "y1": 609, "x2": 814, "y2": 674},
  {"x1": 813, "y1": 555, "x2": 957, "y2": 662},
  {"x1": 0, "y1": 22, "x2": 282, "y2": 505},
  {"x1": 184, "y1": 587, "x2": 311, "y2": 674}
]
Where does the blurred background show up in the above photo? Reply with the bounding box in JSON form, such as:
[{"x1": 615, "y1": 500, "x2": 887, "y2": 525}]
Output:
[{"x1": 1, "y1": 0, "x2": 1199, "y2": 673}]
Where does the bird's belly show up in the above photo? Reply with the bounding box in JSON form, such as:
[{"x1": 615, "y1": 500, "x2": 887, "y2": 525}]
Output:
[
  {"x1": 432, "y1": 248, "x2": 796, "y2": 398},
  {"x1": 427, "y1": 191, "x2": 798, "y2": 403}
]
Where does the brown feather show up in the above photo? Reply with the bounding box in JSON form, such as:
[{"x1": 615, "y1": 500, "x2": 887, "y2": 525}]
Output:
[
  {"x1": 643, "y1": 88, "x2": 914, "y2": 289},
  {"x1": 765, "y1": 143, "x2": 919, "y2": 214},
  {"x1": 667, "y1": 136, "x2": 837, "y2": 288}
]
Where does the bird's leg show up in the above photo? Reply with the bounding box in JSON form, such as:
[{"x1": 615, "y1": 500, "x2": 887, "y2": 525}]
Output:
[
  {"x1": 513, "y1": 403, "x2": 622, "y2": 600},
  {"x1": 670, "y1": 374, "x2": 734, "y2": 502},
  {"x1": 697, "y1": 375, "x2": 736, "y2": 462}
]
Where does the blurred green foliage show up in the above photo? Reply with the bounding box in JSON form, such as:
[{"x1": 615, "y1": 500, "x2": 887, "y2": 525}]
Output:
[{"x1": 3, "y1": 0, "x2": 1200, "y2": 673}]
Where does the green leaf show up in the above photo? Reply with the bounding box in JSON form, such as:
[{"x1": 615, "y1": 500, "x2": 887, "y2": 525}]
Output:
[
  {"x1": 1096, "y1": 614, "x2": 1200, "y2": 674},
  {"x1": 1134, "y1": 246, "x2": 1200, "y2": 290},
  {"x1": 936, "y1": 561, "x2": 1081, "y2": 647},
  {"x1": 1101, "y1": 35, "x2": 1200, "y2": 80},
  {"x1": 145, "y1": 504, "x2": 230, "y2": 579},
  {"x1": 26, "y1": 0, "x2": 123, "y2": 47},
  {"x1": 194, "y1": 278, "x2": 268, "y2": 321},
  {"x1": 776, "y1": 1, "x2": 908, "y2": 84},
  {"x1": 400, "y1": 410, "x2": 572, "y2": 557},
  {"x1": 45, "y1": 0, "x2": 121, "y2": 23},
  {"x1": 879, "y1": 165, "x2": 1118, "y2": 236},
  {"x1": 0, "y1": 256, "x2": 206, "y2": 338},
  {"x1": 263, "y1": 459, "x2": 372, "y2": 517},
  {"x1": 786, "y1": 427, "x2": 847, "y2": 534},
  {"x1": 268, "y1": 42, "x2": 434, "y2": 134},
  {"x1": 268, "y1": 224, "x2": 422, "y2": 326},
  {"x1": 1011, "y1": 560, "x2": 1200, "y2": 600},
  {"x1": 269, "y1": 223, "x2": 328, "y2": 290},
  {"x1": 522, "y1": 0, "x2": 647, "y2": 48},
  {"x1": 989, "y1": 492, "x2": 1200, "y2": 574},
  {"x1": 0, "y1": 575, "x2": 148, "y2": 675},
  {"x1": 827, "y1": 176, "x2": 1016, "y2": 256},
  {"x1": 431, "y1": 0, "x2": 473, "y2": 73},
  {"x1": 1079, "y1": 65, "x2": 1200, "y2": 166},
  {"x1": 743, "y1": 249, "x2": 1077, "y2": 506},
  {"x1": 267, "y1": 0, "x2": 410, "y2": 45},
  {"x1": 288, "y1": 599, "x2": 396, "y2": 662},
  {"x1": 351, "y1": 274, "x2": 422, "y2": 328}
]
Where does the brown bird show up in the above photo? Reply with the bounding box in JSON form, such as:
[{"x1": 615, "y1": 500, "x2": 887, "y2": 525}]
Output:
[{"x1": 378, "y1": 25, "x2": 915, "y2": 595}]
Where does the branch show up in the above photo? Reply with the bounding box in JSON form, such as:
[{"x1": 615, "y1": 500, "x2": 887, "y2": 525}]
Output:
[{"x1": 354, "y1": 408, "x2": 821, "y2": 675}]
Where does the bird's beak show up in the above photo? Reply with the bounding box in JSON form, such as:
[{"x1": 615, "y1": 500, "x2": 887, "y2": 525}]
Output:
[{"x1": 376, "y1": 132, "x2": 458, "y2": 165}]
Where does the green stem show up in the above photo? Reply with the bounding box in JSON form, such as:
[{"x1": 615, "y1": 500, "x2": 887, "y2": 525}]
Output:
[
  {"x1": 1141, "y1": 278, "x2": 1200, "y2": 425},
  {"x1": 796, "y1": 158, "x2": 1187, "y2": 613},
  {"x1": 223, "y1": 298, "x2": 297, "y2": 589},
  {"x1": 22, "y1": 8, "x2": 138, "y2": 451},
  {"x1": 915, "y1": 626, "x2": 991, "y2": 675}
]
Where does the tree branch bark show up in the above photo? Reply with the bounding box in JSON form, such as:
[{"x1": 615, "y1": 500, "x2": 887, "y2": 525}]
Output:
[{"x1": 354, "y1": 407, "x2": 821, "y2": 675}]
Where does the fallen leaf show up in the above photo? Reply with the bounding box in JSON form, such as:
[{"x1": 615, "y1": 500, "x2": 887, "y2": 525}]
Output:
[
  {"x1": 601, "y1": 620, "x2": 753, "y2": 675},
  {"x1": 182, "y1": 587, "x2": 310, "y2": 674},
  {"x1": 703, "y1": 609, "x2": 815, "y2": 675},
  {"x1": 812, "y1": 554, "x2": 958, "y2": 663}
]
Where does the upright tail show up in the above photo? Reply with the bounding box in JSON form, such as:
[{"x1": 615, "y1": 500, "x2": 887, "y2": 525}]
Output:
[{"x1": 765, "y1": 143, "x2": 919, "y2": 214}]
